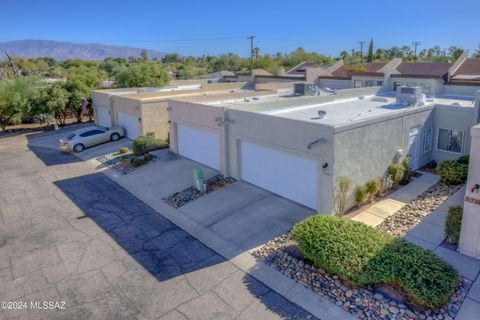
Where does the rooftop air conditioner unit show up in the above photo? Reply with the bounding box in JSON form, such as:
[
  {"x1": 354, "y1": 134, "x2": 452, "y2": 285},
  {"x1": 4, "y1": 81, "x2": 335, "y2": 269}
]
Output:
[
  {"x1": 396, "y1": 86, "x2": 425, "y2": 106},
  {"x1": 294, "y1": 83, "x2": 320, "y2": 96}
]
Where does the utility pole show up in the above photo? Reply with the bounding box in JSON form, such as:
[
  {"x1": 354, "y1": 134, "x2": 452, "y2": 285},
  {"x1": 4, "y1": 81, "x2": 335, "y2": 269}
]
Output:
[
  {"x1": 247, "y1": 35, "x2": 255, "y2": 77},
  {"x1": 412, "y1": 41, "x2": 421, "y2": 61},
  {"x1": 358, "y1": 41, "x2": 366, "y2": 63}
]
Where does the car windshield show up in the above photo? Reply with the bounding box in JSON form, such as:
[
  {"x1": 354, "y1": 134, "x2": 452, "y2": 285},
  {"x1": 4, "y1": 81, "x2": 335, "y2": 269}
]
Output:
[{"x1": 65, "y1": 133, "x2": 76, "y2": 140}]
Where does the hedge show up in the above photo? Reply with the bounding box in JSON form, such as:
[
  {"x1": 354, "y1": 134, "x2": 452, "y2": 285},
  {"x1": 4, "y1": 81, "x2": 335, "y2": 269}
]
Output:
[
  {"x1": 436, "y1": 160, "x2": 468, "y2": 185},
  {"x1": 132, "y1": 132, "x2": 167, "y2": 156},
  {"x1": 445, "y1": 206, "x2": 463, "y2": 245},
  {"x1": 291, "y1": 216, "x2": 460, "y2": 310}
]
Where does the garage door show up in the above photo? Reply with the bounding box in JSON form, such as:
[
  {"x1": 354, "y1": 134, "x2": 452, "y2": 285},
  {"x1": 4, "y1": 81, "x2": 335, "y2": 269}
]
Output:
[
  {"x1": 177, "y1": 123, "x2": 220, "y2": 170},
  {"x1": 241, "y1": 141, "x2": 318, "y2": 210},
  {"x1": 96, "y1": 106, "x2": 111, "y2": 128},
  {"x1": 118, "y1": 113, "x2": 140, "y2": 140}
]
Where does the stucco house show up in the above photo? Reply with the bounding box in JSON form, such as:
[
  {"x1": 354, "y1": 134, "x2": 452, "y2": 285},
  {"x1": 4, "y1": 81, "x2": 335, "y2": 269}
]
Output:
[{"x1": 168, "y1": 86, "x2": 480, "y2": 214}]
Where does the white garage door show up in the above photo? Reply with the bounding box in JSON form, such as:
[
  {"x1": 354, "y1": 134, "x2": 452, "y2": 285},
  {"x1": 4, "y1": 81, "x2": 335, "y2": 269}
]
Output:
[
  {"x1": 96, "y1": 106, "x2": 110, "y2": 128},
  {"x1": 177, "y1": 123, "x2": 220, "y2": 170},
  {"x1": 241, "y1": 141, "x2": 318, "y2": 210},
  {"x1": 118, "y1": 113, "x2": 140, "y2": 140}
]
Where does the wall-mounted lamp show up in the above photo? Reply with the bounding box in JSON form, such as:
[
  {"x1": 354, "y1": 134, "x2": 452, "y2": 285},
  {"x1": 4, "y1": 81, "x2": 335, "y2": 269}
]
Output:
[
  {"x1": 138, "y1": 118, "x2": 141, "y2": 122},
  {"x1": 471, "y1": 184, "x2": 480, "y2": 193},
  {"x1": 322, "y1": 163, "x2": 329, "y2": 170}
]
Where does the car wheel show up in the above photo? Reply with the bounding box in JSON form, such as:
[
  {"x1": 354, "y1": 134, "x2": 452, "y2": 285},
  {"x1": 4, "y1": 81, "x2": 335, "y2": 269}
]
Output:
[
  {"x1": 110, "y1": 133, "x2": 120, "y2": 141},
  {"x1": 73, "y1": 144, "x2": 85, "y2": 153}
]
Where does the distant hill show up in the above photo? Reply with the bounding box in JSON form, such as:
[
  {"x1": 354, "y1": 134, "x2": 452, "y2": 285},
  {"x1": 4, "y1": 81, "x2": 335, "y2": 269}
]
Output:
[{"x1": 0, "y1": 39, "x2": 169, "y2": 61}]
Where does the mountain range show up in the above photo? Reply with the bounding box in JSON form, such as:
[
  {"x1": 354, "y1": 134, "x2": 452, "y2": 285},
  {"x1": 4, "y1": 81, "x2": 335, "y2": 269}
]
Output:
[{"x1": 0, "y1": 39, "x2": 169, "y2": 61}]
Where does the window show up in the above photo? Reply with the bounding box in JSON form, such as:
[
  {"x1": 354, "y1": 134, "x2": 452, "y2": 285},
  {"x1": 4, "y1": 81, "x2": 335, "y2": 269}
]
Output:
[
  {"x1": 437, "y1": 128, "x2": 464, "y2": 153},
  {"x1": 422, "y1": 127, "x2": 433, "y2": 153},
  {"x1": 376, "y1": 81, "x2": 383, "y2": 86},
  {"x1": 365, "y1": 80, "x2": 375, "y2": 87},
  {"x1": 79, "y1": 130, "x2": 105, "y2": 137}
]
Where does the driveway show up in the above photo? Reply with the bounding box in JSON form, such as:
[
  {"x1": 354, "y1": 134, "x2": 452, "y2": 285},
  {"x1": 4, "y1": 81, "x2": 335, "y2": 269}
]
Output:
[{"x1": 0, "y1": 131, "x2": 318, "y2": 319}]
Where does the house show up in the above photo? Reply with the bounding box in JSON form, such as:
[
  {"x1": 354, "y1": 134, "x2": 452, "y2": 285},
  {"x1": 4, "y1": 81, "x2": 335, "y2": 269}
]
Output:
[
  {"x1": 91, "y1": 81, "x2": 250, "y2": 140},
  {"x1": 168, "y1": 86, "x2": 480, "y2": 214}
]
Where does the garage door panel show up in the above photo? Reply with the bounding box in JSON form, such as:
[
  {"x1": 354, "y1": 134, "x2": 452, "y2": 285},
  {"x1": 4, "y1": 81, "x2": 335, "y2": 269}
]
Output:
[
  {"x1": 118, "y1": 113, "x2": 140, "y2": 140},
  {"x1": 177, "y1": 123, "x2": 220, "y2": 170},
  {"x1": 96, "y1": 107, "x2": 110, "y2": 127},
  {"x1": 241, "y1": 142, "x2": 318, "y2": 210}
]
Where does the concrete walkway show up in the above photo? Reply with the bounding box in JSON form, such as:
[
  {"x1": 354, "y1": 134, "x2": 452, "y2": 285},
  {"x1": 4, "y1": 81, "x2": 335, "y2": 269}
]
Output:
[{"x1": 351, "y1": 171, "x2": 439, "y2": 227}]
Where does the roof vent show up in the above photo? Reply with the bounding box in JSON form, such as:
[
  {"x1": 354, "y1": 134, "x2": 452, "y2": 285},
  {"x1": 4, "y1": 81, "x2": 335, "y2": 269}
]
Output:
[
  {"x1": 372, "y1": 97, "x2": 389, "y2": 103},
  {"x1": 311, "y1": 110, "x2": 327, "y2": 120}
]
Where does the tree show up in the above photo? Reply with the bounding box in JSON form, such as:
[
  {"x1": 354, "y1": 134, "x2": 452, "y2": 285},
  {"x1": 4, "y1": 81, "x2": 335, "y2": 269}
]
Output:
[
  {"x1": 0, "y1": 77, "x2": 38, "y2": 131},
  {"x1": 115, "y1": 61, "x2": 170, "y2": 87},
  {"x1": 31, "y1": 83, "x2": 70, "y2": 126},
  {"x1": 140, "y1": 49, "x2": 149, "y2": 61},
  {"x1": 65, "y1": 66, "x2": 106, "y2": 122},
  {"x1": 367, "y1": 38, "x2": 374, "y2": 62},
  {"x1": 176, "y1": 62, "x2": 206, "y2": 79},
  {"x1": 449, "y1": 46, "x2": 464, "y2": 60}
]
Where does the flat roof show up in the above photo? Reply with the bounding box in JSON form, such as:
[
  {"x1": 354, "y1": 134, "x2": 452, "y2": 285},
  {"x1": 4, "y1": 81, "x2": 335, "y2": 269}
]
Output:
[{"x1": 215, "y1": 92, "x2": 475, "y2": 127}]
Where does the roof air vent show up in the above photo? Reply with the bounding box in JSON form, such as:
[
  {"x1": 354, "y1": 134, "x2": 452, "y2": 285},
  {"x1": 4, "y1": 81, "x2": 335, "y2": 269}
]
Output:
[{"x1": 311, "y1": 110, "x2": 327, "y2": 120}]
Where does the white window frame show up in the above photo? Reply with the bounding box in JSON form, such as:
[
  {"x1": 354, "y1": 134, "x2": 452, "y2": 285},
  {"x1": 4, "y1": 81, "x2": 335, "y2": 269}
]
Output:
[
  {"x1": 422, "y1": 126, "x2": 433, "y2": 154},
  {"x1": 436, "y1": 127, "x2": 464, "y2": 154}
]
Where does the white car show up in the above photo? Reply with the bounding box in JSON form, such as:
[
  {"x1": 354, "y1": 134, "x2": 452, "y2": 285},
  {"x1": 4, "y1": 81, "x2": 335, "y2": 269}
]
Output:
[{"x1": 59, "y1": 126, "x2": 125, "y2": 152}]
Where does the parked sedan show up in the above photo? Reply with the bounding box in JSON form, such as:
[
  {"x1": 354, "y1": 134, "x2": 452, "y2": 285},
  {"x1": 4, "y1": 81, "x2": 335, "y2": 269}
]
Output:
[{"x1": 59, "y1": 126, "x2": 125, "y2": 152}]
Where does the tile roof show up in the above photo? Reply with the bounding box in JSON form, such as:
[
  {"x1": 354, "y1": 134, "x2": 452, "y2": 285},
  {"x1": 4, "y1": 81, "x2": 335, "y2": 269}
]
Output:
[
  {"x1": 453, "y1": 59, "x2": 480, "y2": 76},
  {"x1": 396, "y1": 62, "x2": 452, "y2": 77}
]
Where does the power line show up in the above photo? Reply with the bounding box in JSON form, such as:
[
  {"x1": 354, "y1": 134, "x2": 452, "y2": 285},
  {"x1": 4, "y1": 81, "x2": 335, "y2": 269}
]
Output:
[
  {"x1": 412, "y1": 41, "x2": 421, "y2": 61},
  {"x1": 358, "y1": 41, "x2": 366, "y2": 63}
]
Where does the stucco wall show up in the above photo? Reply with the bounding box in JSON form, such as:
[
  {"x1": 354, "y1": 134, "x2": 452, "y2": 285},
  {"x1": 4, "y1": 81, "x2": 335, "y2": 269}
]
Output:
[
  {"x1": 333, "y1": 106, "x2": 434, "y2": 211},
  {"x1": 140, "y1": 101, "x2": 169, "y2": 140},
  {"x1": 431, "y1": 105, "x2": 475, "y2": 162},
  {"x1": 317, "y1": 79, "x2": 351, "y2": 89},
  {"x1": 225, "y1": 109, "x2": 335, "y2": 213},
  {"x1": 387, "y1": 77, "x2": 443, "y2": 95},
  {"x1": 92, "y1": 91, "x2": 113, "y2": 126},
  {"x1": 443, "y1": 85, "x2": 480, "y2": 97}
]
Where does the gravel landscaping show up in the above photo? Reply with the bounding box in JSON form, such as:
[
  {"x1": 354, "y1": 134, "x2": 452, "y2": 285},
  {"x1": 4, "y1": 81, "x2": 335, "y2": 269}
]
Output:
[
  {"x1": 253, "y1": 181, "x2": 469, "y2": 319},
  {"x1": 377, "y1": 182, "x2": 463, "y2": 237},
  {"x1": 254, "y1": 234, "x2": 471, "y2": 320},
  {"x1": 163, "y1": 175, "x2": 236, "y2": 208},
  {"x1": 96, "y1": 151, "x2": 157, "y2": 175}
]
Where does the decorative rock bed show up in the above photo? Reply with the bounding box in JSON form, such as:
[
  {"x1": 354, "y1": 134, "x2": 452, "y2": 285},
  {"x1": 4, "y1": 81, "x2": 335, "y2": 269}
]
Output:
[
  {"x1": 377, "y1": 182, "x2": 463, "y2": 237},
  {"x1": 254, "y1": 234, "x2": 471, "y2": 320},
  {"x1": 253, "y1": 181, "x2": 469, "y2": 319},
  {"x1": 163, "y1": 175, "x2": 236, "y2": 208},
  {"x1": 96, "y1": 152, "x2": 157, "y2": 175}
]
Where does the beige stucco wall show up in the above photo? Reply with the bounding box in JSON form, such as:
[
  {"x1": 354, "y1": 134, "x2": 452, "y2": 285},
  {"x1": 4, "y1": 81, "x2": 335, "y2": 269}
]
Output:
[
  {"x1": 92, "y1": 91, "x2": 114, "y2": 126},
  {"x1": 225, "y1": 109, "x2": 335, "y2": 213},
  {"x1": 140, "y1": 101, "x2": 170, "y2": 140},
  {"x1": 387, "y1": 77, "x2": 443, "y2": 95}
]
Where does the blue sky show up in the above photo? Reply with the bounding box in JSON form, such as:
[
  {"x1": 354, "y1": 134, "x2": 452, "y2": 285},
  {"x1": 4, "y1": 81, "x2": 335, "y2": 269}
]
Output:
[{"x1": 1, "y1": 0, "x2": 478, "y2": 57}]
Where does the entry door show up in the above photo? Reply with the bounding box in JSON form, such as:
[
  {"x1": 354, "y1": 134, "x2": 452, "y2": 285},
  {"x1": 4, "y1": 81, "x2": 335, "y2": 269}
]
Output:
[
  {"x1": 240, "y1": 141, "x2": 318, "y2": 210},
  {"x1": 408, "y1": 127, "x2": 420, "y2": 170}
]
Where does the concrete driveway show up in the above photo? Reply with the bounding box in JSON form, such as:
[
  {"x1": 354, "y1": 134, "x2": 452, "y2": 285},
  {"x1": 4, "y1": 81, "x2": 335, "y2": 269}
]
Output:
[{"x1": 0, "y1": 130, "x2": 319, "y2": 319}]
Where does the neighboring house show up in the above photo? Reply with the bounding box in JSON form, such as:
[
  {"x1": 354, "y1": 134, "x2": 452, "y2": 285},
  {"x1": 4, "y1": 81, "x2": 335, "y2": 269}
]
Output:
[
  {"x1": 91, "y1": 81, "x2": 249, "y2": 140},
  {"x1": 168, "y1": 86, "x2": 480, "y2": 214}
]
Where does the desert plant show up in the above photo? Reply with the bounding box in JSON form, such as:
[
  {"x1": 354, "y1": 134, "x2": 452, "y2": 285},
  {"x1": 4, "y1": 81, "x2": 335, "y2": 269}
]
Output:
[
  {"x1": 291, "y1": 216, "x2": 460, "y2": 310},
  {"x1": 144, "y1": 153, "x2": 154, "y2": 161},
  {"x1": 387, "y1": 163, "x2": 405, "y2": 188},
  {"x1": 354, "y1": 186, "x2": 366, "y2": 207},
  {"x1": 130, "y1": 157, "x2": 145, "y2": 167},
  {"x1": 457, "y1": 155, "x2": 470, "y2": 165},
  {"x1": 118, "y1": 147, "x2": 130, "y2": 154},
  {"x1": 445, "y1": 206, "x2": 463, "y2": 245},
  {"x1": 400, "y1": 156, "x2": 411, "y2": 185},
  {"x1": 132, "y1": 133, "x2": 167, "y2": 156},
  {"x1": 436, "y1": 160, "x2": 468, "y2": 185},
  {"x1": 333, "y1": 176, "x2": 352, "y2": 215},
  {"x1": 364, "y1": 180, "x2": 379, "y2": 203}
]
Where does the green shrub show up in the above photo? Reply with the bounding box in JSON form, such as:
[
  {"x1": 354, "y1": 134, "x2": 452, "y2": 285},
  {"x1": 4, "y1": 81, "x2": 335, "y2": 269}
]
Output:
[
  {"x1": 445, "y1": 206, "x2": 463, "y2": 245},
  {"x1": 401, "y1": 157, "x2": 411, "y2": 185},
  {"x1": 132, "y1": 133, "x2": 167, "y2": 156},
  {"x1": 365, "y1": 180, "x2": 379, "y2": 202},
  {"x1": 130, "y1": 157, "x2": 145, "y2": 167},
  {"x1": 291, "y1": 216, "x2": 460, "y2": 310},
  {"x1": 144, "y1": 153, "x2": 154, "y2": 161},
  {"x1": 436, "y1": 160, "x2": 468, "y2": 185},
  {"x1": 354, "y1": 186, "x2": 366, "y2": 207},
  {"x1": 457, "y1": 155, "x2": 470, "y2": 165},
  {"x1": 387, "y1": 163, "x2": 405, "y2": 187},
  {"x1": 118, "y1": 147, "x2": 130, "y2": 154}
]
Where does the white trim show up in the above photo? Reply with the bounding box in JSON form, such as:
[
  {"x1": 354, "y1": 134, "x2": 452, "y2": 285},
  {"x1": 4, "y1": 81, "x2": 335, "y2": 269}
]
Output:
[{"x1": 435, "y1": 127, "x2": 465, "y2": 154}]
